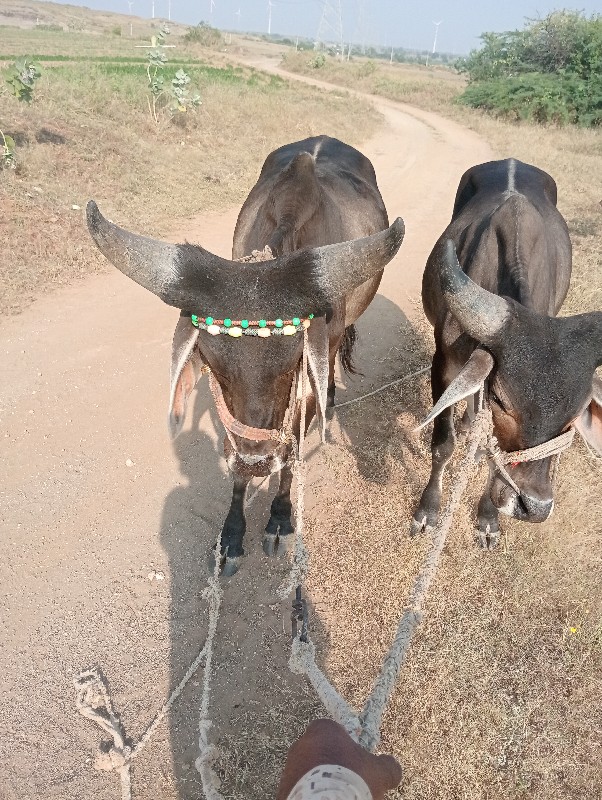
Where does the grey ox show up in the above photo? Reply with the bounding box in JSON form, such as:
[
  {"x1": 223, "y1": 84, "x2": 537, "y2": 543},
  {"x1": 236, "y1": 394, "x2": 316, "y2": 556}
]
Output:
[
  {"x1": 87, "y1": 135, "x2": 404, "y2": 574},
  {"x1": 412, "y1": 158, "x2": 602, "y2": 546}
]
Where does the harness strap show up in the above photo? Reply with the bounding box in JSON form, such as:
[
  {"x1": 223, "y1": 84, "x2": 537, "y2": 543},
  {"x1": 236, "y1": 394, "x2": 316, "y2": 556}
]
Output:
[{"x1": 208, "y1": 372, "x2": 290, "y2": 444}]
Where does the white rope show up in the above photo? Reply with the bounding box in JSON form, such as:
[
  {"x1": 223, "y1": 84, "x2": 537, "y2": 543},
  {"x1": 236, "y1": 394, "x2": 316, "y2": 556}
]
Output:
[
  {"x1": 288, "y1": 400, "x2": 490, "y2": 752},
  {"x1": 335, "y1": 366, "x2": 430, "y2": 409},
  {"x1": 279, "y1": 327, "x2": 311, "y2": 600},
  {"x1": 194, "y1": 533, "x2": 226, "y2": 799},
  {"x1": 74, "y1": 530, "x2": 225, "y2": 800}
]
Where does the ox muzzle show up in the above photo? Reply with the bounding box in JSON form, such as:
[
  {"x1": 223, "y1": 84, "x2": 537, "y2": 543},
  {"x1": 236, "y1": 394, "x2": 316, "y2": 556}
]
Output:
[{"x1": 487, "y1": 427, "x2": 575, "y2": 523}]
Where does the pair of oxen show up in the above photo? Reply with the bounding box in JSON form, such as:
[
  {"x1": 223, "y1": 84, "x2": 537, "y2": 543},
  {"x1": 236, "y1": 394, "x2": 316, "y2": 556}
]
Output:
[{"x1": 87, "y1": 135, "x2": 602, "y2": 576}]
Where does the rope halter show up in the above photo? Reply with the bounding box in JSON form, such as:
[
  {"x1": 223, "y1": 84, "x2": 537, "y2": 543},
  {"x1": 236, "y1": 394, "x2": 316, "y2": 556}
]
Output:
[{"x1": 485, "y1": 412, "x2": 575, "y2": 494}]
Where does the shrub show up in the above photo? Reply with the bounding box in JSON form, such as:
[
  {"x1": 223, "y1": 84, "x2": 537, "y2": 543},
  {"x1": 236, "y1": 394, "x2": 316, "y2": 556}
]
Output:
[
  {"x1": 456, "y1": 11, "x2": 602, "y2": 127},
  {"x1": 308, "y1": 53, "x2": 326, "y2": 69},
  {"x1": 183, "y1": 21, "x2": 223, "y2": 48},
  {"x1": 459, "y1": 72, "x2": 602, "y2": 127}
]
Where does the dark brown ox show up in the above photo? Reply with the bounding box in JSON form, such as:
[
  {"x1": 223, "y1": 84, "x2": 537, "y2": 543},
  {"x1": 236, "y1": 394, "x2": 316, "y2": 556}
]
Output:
[
  {"x1": 412, "y1": 158, "x2": 602, "y2": 546},
  {"x1": 87, "y1": 135, "x2": 404, "y2": 574}
]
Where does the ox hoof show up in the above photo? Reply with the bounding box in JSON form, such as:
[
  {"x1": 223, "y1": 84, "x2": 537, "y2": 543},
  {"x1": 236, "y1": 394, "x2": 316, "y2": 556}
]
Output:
[
  {"x1": 476, "y1": 522, "x2": 500, "y2": 551},
  {"x1": 207, "y1": 550, "x2": 244, "y2": 577},
  {"x1": 262, "y1": 532, "x2": 295, "y2": 558},
  {"x1": 409, "y1": 513, "x2": 435, "y2": 537}
]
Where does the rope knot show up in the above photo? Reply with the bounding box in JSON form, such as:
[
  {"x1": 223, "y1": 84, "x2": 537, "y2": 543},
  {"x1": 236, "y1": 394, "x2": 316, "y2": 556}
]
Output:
[{"x1": 95, "y1": 746, "x2": 129, "y2": 771}]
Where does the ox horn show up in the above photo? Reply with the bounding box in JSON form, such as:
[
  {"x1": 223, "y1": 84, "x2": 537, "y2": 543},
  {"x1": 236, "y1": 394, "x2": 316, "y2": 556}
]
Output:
[
  {"x1": 86, "y1": 200, "x2": 186, "y2": 307},
  {"x1": 87, "y1": 201, "x2": 404, "y2": 315},
  {"x1": 439, "y1": 239, "x2": 510, "y2": 345},
  {"x1": 311, "y1": 217, "x2": 405, "y2": 297}
]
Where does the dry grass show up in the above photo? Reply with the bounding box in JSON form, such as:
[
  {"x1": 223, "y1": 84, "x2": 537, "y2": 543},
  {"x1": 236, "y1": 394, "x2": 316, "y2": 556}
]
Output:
[
  {"x1": 281, "y1": 51, "x2": 464, "y2": 113},
  {"x1": 1, "y1": 44, "x2": 379, "y2": 315},
  {"x1": 306, "y1": 373, "x2": 602, "y2": 800}
]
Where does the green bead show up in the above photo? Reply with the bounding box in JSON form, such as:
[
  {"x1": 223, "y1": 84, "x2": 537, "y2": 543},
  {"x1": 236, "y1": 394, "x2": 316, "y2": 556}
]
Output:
[
  {"x1": 191, "y1": 314, "x2": 199, "y2": 326},
  {"x1": 224, "y1": 318, "x2": 232, "y2": 327},
  {"x1": 241, "y1": 319, "x2": 249, "y2": 329},
  {"x1": 205, "y1": 316, "x2": 214, "y2": 325},
  {"x1": 275, "y1": 318, "x2": 283, "y2": 328},
  {"x1": 309, "y1": 314, "x2": 314, "y2": 319},
  {"x1": 292, "y1": 317, "x2": 301, "y2": 327},
  {"x1": 258, "y1": 319, "x2": 267, "y2": 328}
]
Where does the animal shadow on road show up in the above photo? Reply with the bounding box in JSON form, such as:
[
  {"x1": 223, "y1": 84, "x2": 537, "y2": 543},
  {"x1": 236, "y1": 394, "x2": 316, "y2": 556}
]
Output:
[
  {"x1": 331, "y1": 293, "x2": 433, "y2": 499},
  {"x1": 160, "y1": 382, "x2": 328, "y2": 799}
]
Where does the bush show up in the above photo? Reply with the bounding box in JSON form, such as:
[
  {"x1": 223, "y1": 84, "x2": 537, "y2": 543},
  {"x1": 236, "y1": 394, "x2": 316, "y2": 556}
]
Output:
[
  {"x1": 183, "y1": 22, "x2": 223, "y2": 48},
  {"x1": 460, "y1": 72, "x2": 602, "y2": 126},
  {"x1": 456, "y1": 11, "x2": 602, "y2": 126},
  {"x1": 308, "y1": 53, "x2": 326, "y2": 69}
]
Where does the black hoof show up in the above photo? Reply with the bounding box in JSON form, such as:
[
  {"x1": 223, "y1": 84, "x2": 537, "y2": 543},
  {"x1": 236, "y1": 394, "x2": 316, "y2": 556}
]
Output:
[
  {"x1": 262, "y1": 532, "x2": 295, "y2": 558},
  {"x1": 207, "y1": 548, "x2": 243, "y2": 577},
  {"x1": 476, "y1": 521, "x2": 500, "y2": 550},
  {"x1": 409, "y1": 512, "x2": 436, "y2": 536}
]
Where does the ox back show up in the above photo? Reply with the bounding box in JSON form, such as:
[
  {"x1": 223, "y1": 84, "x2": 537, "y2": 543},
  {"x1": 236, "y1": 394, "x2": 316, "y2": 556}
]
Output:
[
  {"x1": 423, "y1": 158, "x2": 571, "y2": 325},
  {"x1": 413, "y1": 158, "x2": 602, "y2": 547}
]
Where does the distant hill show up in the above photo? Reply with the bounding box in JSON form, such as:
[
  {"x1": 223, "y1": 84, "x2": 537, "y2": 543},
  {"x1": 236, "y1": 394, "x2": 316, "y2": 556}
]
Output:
[{"x1": 0, "y1": 0, "x2": 187, "y2": 37}]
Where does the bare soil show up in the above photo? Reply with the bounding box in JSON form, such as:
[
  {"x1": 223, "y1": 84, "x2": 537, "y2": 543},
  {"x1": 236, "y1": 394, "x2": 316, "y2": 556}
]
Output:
[{"x1": 2, "y1": 48, "x2": 601, "y2": 800}]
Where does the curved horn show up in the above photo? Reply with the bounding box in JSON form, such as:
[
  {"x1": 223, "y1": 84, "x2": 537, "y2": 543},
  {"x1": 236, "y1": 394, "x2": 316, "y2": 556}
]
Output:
[
  {"x1": 87, "y1": 201, "x2": 184, "y2": 307},
  {"x1": 88, "y1": 201, "x2": 404, "y2": 316},
  {"x1": 439, "y1": 239, "x2": 510, "y2": 344},
  {"x1": 415, "y1": 348, "x2": 494, "y2": 430},
  {"x1": 309, "y1": 217, "x2": 405, "y2": 297}
]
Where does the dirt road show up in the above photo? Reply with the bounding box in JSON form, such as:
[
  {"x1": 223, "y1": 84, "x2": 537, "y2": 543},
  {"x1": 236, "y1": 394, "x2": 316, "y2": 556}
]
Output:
[{"x1": 0, "y1": 66, "x2": 492, "y2": 799}]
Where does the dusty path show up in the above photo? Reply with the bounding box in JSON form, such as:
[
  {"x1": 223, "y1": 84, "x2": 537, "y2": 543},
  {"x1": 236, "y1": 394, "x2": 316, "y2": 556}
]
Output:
[{"x1": 0, "y1": 62, "x2": 491, "y2": 800}]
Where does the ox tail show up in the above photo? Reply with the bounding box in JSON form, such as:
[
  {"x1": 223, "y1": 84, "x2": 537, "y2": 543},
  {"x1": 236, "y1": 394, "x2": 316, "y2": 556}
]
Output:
[{"x1": 339, "y1": 324, "x2": 360, "y2": 376}]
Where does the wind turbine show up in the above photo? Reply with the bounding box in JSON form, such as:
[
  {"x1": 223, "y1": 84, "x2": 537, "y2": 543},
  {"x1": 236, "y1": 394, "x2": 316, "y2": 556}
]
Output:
[
  {"x1": 432, "y1": 19, "x2": 442, "y2": 53},
  {"x1": 426, "y1": 19, "x2": 442, "y2": 66},
  {"x1": 268, "y1": 0, "x2": 273, "y2": 35},
  {"x1": 151, "y1": 0, "x2": 155, "y2": 19},
  {"x1": 235, "y1": 8, "x2": 241, "y2": 28},
  {"x1": 210, "y1": 0, "x2": 215, "y2": 23},
  {"x1": 167, "y1": 0, "x2": 172, "y2": 21},
  {"x1": 126, "y1": 0, "x2": 133, "y2": 36}
]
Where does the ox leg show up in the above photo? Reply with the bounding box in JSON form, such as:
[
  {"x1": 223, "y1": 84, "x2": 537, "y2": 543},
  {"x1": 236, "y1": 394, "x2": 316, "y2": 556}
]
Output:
[
  {"x1": 476, "y1": 462, "x2": 500, "y2": 550},
  {"x1": 458, "y1": 393, "x2": 476, "y2": 437},
  {"x1": 410, "y1": 354, "x2": 456, "y2": 535},
  {"x1": 212, "y1": 475, "x2": 249, "y2": 576},
  {"x1": 263, "y1": 464, "x2": 295, "y2": 557}
]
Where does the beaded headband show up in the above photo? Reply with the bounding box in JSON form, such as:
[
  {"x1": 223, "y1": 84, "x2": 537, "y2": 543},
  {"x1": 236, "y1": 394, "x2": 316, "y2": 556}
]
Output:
[{"x1": 191, "y1": 314, "x2": 314, "y2": 337}]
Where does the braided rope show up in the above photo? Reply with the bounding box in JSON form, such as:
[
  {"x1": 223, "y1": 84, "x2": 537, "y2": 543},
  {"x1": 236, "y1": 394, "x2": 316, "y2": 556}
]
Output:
[
  {"x1": 194, "y1": 533, "x2": 226, "y2": 799},
  {"x1": 279, "y1": 326, "x2": 311, "y2": 600},
  {"x1": 288, "y1": 401, "x2": 491, "y2": 752}
]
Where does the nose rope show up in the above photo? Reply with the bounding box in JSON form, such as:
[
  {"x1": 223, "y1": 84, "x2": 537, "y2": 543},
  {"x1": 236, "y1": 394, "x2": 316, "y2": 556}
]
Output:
[
  {"x1": 208, "y1": 370, "x2": 296, "y2": 463},
  {"x1": 485, "y1": 402, "x2": 576, "y2": 494}
]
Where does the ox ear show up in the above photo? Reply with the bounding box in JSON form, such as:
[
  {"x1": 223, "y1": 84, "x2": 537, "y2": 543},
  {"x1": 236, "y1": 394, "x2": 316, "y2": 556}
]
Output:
[
  {"x1": 306, "y1": 316, "x2": 330, "y2": 442},
  {"x1": 574, "y1": 375, "x2": 602, "y2": 456},
  {"x1": 168, "y1": 316, "x2": 206, "y2": 439},
  {"x1": 415, "y1": 348, "x2": 494, "y2": 430}
]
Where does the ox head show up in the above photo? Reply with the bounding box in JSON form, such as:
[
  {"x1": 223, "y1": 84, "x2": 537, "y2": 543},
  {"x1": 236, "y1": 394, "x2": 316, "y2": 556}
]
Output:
[
  {"x1": 87, "y1": 201, "x2": 404, "y2": 475},
  {"x1": 420, "y1": 239, "x2": 602, "y2": 522}
]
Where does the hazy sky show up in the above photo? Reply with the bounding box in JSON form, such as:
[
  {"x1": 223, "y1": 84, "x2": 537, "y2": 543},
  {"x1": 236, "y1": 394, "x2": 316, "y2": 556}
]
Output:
[{"x1": 45, "y1": 0, "x2": 601, "y2": 54}]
